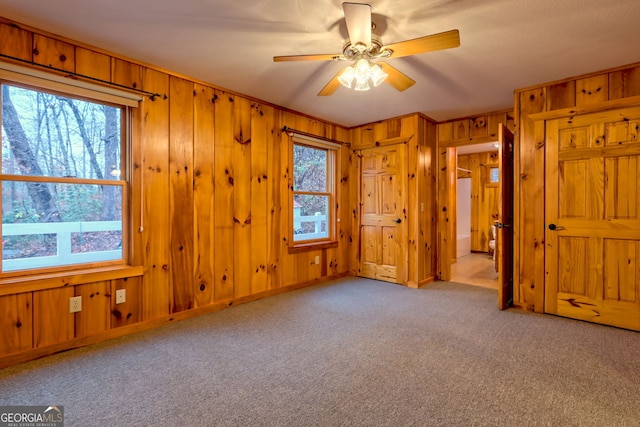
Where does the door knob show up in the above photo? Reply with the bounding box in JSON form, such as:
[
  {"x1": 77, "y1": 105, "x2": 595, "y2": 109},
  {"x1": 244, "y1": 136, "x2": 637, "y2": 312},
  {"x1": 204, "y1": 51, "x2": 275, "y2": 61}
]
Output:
[
  {"x1": 395, "y1": 218, "x2": 402, "y2": 224},
  {"x1": 548, "y1": 224, "x2": 565, "y2": 230}
]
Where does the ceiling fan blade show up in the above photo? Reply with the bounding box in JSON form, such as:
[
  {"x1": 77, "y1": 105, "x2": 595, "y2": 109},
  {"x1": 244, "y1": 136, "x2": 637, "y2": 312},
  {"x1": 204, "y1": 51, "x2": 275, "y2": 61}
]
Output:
[
  {"x1": 274, "y1": 53, "x2": 345, "y2": 62},
  {"x1": 317, "y1": 71, "x2": 343, "y2": 96},
  {"x1": 343, "y1": 2, "x2": 372, "y2": 48},
  {"x1": 384, "y1": 29, "x2": 460, "y2": 58},
  {"x1": 378, "y1": 62, "x2": 416, "y2": 92}
]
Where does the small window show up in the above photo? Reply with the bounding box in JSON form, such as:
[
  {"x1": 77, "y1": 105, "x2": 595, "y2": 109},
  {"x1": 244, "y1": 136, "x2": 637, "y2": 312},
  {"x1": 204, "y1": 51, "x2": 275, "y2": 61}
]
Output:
[
  {"x1": 290, "y1": 136, "x2": 338, "y2": 249},
  {"x1": 1, "y1": 82, "x2": 129, "y2": 273}
]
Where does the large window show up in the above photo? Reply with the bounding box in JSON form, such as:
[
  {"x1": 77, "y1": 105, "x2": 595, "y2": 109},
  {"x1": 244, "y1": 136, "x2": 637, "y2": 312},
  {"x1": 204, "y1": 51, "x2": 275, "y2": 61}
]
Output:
[
  {"x1": 291, "y1": 137, "x2": 337, "y2": 247},
  {"x1": 0, "y1": 81, "x2": 129, "y2": 273}
]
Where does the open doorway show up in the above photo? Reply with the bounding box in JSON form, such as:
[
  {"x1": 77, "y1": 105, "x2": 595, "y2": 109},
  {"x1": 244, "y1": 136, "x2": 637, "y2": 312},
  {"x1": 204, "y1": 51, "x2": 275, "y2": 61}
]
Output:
[{"x1": 450, "y1": 142, "x2": 499, "y2": 290}]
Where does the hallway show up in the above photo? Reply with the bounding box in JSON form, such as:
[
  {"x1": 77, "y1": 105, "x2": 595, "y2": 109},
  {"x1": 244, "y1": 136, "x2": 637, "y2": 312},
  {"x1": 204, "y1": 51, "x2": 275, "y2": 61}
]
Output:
[{"x1": 451, "y1": 252, "x2": 498, "y2": 290}]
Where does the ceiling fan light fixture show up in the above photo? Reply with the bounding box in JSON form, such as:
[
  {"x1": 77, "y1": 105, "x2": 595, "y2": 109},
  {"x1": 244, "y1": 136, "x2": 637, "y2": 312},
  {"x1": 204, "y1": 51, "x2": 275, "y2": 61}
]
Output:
[
  {"x1": 337, "y1": 65, "x2": 356, "y2": 88},
  {"x1": 370, "y1": 63, "x2": 388, "y2": 87},
  {"x1": 338, "y1": 58, "x2": 387, "y2": 92},
  {"x1": 354, "y1": 75, "x2": 370, "y2": 91}
]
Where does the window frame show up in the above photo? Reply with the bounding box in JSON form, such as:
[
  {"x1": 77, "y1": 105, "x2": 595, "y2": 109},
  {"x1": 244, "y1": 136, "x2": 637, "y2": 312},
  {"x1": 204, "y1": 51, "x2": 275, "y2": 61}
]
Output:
[
  {"x1": 0, "y1": 64, "x2": 138, "y2": 278},
  {"x1": 288, "y1": 134, "x2": 339, "y2": 252}
]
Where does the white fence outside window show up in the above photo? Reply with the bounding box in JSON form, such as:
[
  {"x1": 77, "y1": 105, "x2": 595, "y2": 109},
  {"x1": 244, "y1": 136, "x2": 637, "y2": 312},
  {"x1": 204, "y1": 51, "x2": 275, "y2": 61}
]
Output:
[
  {"x1": 2, "y1": 221, "x2": 122, "y2": 271},
  {"x1": 293, "y1": 213, "x2": 328, "y2": 241}
]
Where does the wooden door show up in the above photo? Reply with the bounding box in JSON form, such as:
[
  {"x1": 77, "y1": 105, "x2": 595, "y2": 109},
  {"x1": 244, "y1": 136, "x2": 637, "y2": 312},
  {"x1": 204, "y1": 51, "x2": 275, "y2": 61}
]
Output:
[
  {"x1": 498, "y1": 124, "x2": 514, "y2": 309},
  {"x1": 359, "y1": 144, "x2": 407, "y2": 284},
  {"x1": 545, "y1": 107, "x2": 640, "y2": 330}
]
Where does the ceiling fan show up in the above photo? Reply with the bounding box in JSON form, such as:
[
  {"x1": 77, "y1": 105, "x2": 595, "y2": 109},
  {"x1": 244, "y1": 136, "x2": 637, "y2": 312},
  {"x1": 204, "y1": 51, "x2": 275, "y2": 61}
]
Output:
[{"x1": 273, "y1": 2, "x2": 460, "y2": 96}]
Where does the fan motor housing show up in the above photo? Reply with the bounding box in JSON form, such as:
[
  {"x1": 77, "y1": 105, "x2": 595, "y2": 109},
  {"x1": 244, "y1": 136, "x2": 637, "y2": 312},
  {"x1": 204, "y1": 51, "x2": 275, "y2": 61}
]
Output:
[{"x1": 342, "y1": 34, "x2": 391, "y2": 60}]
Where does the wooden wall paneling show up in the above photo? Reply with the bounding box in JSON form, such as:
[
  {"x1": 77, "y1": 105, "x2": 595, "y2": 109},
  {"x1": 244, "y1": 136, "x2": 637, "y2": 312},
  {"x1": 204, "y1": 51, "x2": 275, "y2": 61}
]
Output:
[
  {"x1": 169, "y1": 76, "x2": 195, "y2": 312},
  {"x1": 470, "y1": 154, "x2": 483, "y2": 250},
  {"x1": 193, "y1": 84, "x2": 216, "y2": 307},
  {"x1": 337, "y1": 140, "x2": 352, "y2": 275},
  {"x1": 75, "y1": 48, "x2": 111, "y2": 82},
  {"x1": 547, "y1": 81, "x2": 576, "y2": 111},
  {"x1": 426, "y1": 118, "x2": 438, "y2": 282},
  {"x1": 75, "y1": 281, "x2": 110, "y2": 338},
  {"x1": 406, "y1": 116, "x2": 420, "y2": 287},
  {"x1": 129, "y1": 106, "x2": 143, "y2": 273},
  {"x1": 486, "y1": 114, "x2": 501, "y2": 141},
  {"x1": 609, "y1": 66, "x2": 640, "y2": 99},
  {"x1": 280, "y1": 114, "x2": 295, "y2": 287},
  {"x1": 417, "y1": 117, "x2": 437, "y2": 284},
  {"x1": 213, "y1": 91, "x2": 235, "y2": 301},
  {"x1": 267, "y1": 113, "x2": 282, "y2": 290},
  {"x1": 111, "y1": 277, "x2": 142, "y2": 328},
  {"x1": 438, "y1": 121, "x2": 453, "y2": 144},
  {"x1": 141, "y1": 68, "x2": 171, "y2": 319},
  {"x1": 0, "y1": 21, "x2": 32, "y2": 60},
  {"x1": 33, "y1": 287, "x2": 75, "y2": 348},
  {"x1": 453, "y1": 119, "x2": 470, "y2": 140},
  {"x1": 32, "y1": 34, "x2": 75, "y2": 72},
  {"x1": 0, "y1": 293, "x2": 33, "y2": 355},
  {"x1": 233, "y1": 97, "x2": 253, "y2": 298},
  {"x1": 517, "y1": 87, "x2": 546, "y2": 312},
  {"x1": 348, "y1": 135, "x2": 361, "y2": 276},
  {"x1": 470, "y1": 116, "x2": 488, "y2": 138},
  {"x1": 305, "y1": 250, "x2": 321, "y2": 282},
  {"x1": 373, "y1": 120, "x2": 389, "y2": 144},
  {"x1": 321, "y1": 248, "x2": 331, "y2": 277},
  {"x1": 417, "y1": 120, "x2": 428, "y2": 281},
  {"x1": 112, "y1": 58, "x2": 143, "y2": 90},
  {"x1": 436, "y1": 146, "x2": 454, "y2": 281},
  {"x1": 250, "y1": 101, "x2": 270, "y2": 294},
  {"x1": 386, "y1": 118, "x2": 402, "y2": 139},
  {"x1": 576, "y1": 74, "x2": 608, "y2": 106}
]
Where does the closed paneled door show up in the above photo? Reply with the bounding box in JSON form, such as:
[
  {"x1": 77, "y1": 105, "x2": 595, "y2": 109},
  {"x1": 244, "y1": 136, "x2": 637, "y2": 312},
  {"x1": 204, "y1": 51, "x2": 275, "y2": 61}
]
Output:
[
  {"x1": 359, "y1": 144, "x2": 407, "y2": 283},
  {"x1": 545, "y1": 107, "x2": 640, "y2": 330}
]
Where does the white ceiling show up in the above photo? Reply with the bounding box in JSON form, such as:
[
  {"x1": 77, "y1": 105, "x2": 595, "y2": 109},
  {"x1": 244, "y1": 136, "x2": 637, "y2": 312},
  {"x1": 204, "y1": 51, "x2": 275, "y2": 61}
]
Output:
[{"x1": 1, "y1": 0, "x2": 640, "y2": 128}]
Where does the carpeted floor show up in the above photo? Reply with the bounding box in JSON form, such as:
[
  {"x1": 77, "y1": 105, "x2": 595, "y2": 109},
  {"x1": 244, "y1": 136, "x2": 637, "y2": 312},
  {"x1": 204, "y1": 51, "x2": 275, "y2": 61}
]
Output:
[{"x1": 1, "y1": 278, "x2": 639, "y2": 426}]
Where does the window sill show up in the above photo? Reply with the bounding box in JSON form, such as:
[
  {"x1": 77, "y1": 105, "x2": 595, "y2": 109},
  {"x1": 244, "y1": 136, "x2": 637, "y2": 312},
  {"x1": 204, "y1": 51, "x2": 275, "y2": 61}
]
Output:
[
  {"x1": 0, "y1": 265, "x2": 144, "y2": 296},
  {"x1": 288, "y1": 241, "x2": 338, "y2": 254}
]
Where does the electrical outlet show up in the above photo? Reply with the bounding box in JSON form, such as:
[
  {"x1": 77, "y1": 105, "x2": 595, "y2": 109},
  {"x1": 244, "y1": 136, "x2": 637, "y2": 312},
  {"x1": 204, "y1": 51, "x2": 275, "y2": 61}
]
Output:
[
  {"x1": 69, "y1": 296, "x2": 82, "y2": 313},
  {"x1": 315, "y1": 255, "x2": 320, "y2": 265},
  {"x1": 115, "y1": 289, "x2": 126, "y2": 305}
]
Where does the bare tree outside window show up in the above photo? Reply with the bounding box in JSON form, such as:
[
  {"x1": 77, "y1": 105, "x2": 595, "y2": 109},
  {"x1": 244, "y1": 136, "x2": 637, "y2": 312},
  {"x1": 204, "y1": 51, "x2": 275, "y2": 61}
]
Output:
[{"x1": 1, "y1": 84, "x2": 124, "y2": 271}]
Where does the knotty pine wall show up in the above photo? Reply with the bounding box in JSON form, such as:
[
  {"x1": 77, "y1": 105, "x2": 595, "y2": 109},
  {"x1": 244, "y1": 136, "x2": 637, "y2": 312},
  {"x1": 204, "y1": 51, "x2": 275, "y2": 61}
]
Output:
[
  {"x1": 0, "y1": 19, "x2": 355, "y2": 366},
  {"x1": 516, "y1": 62, "x2": 640, "y2": 312}
]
